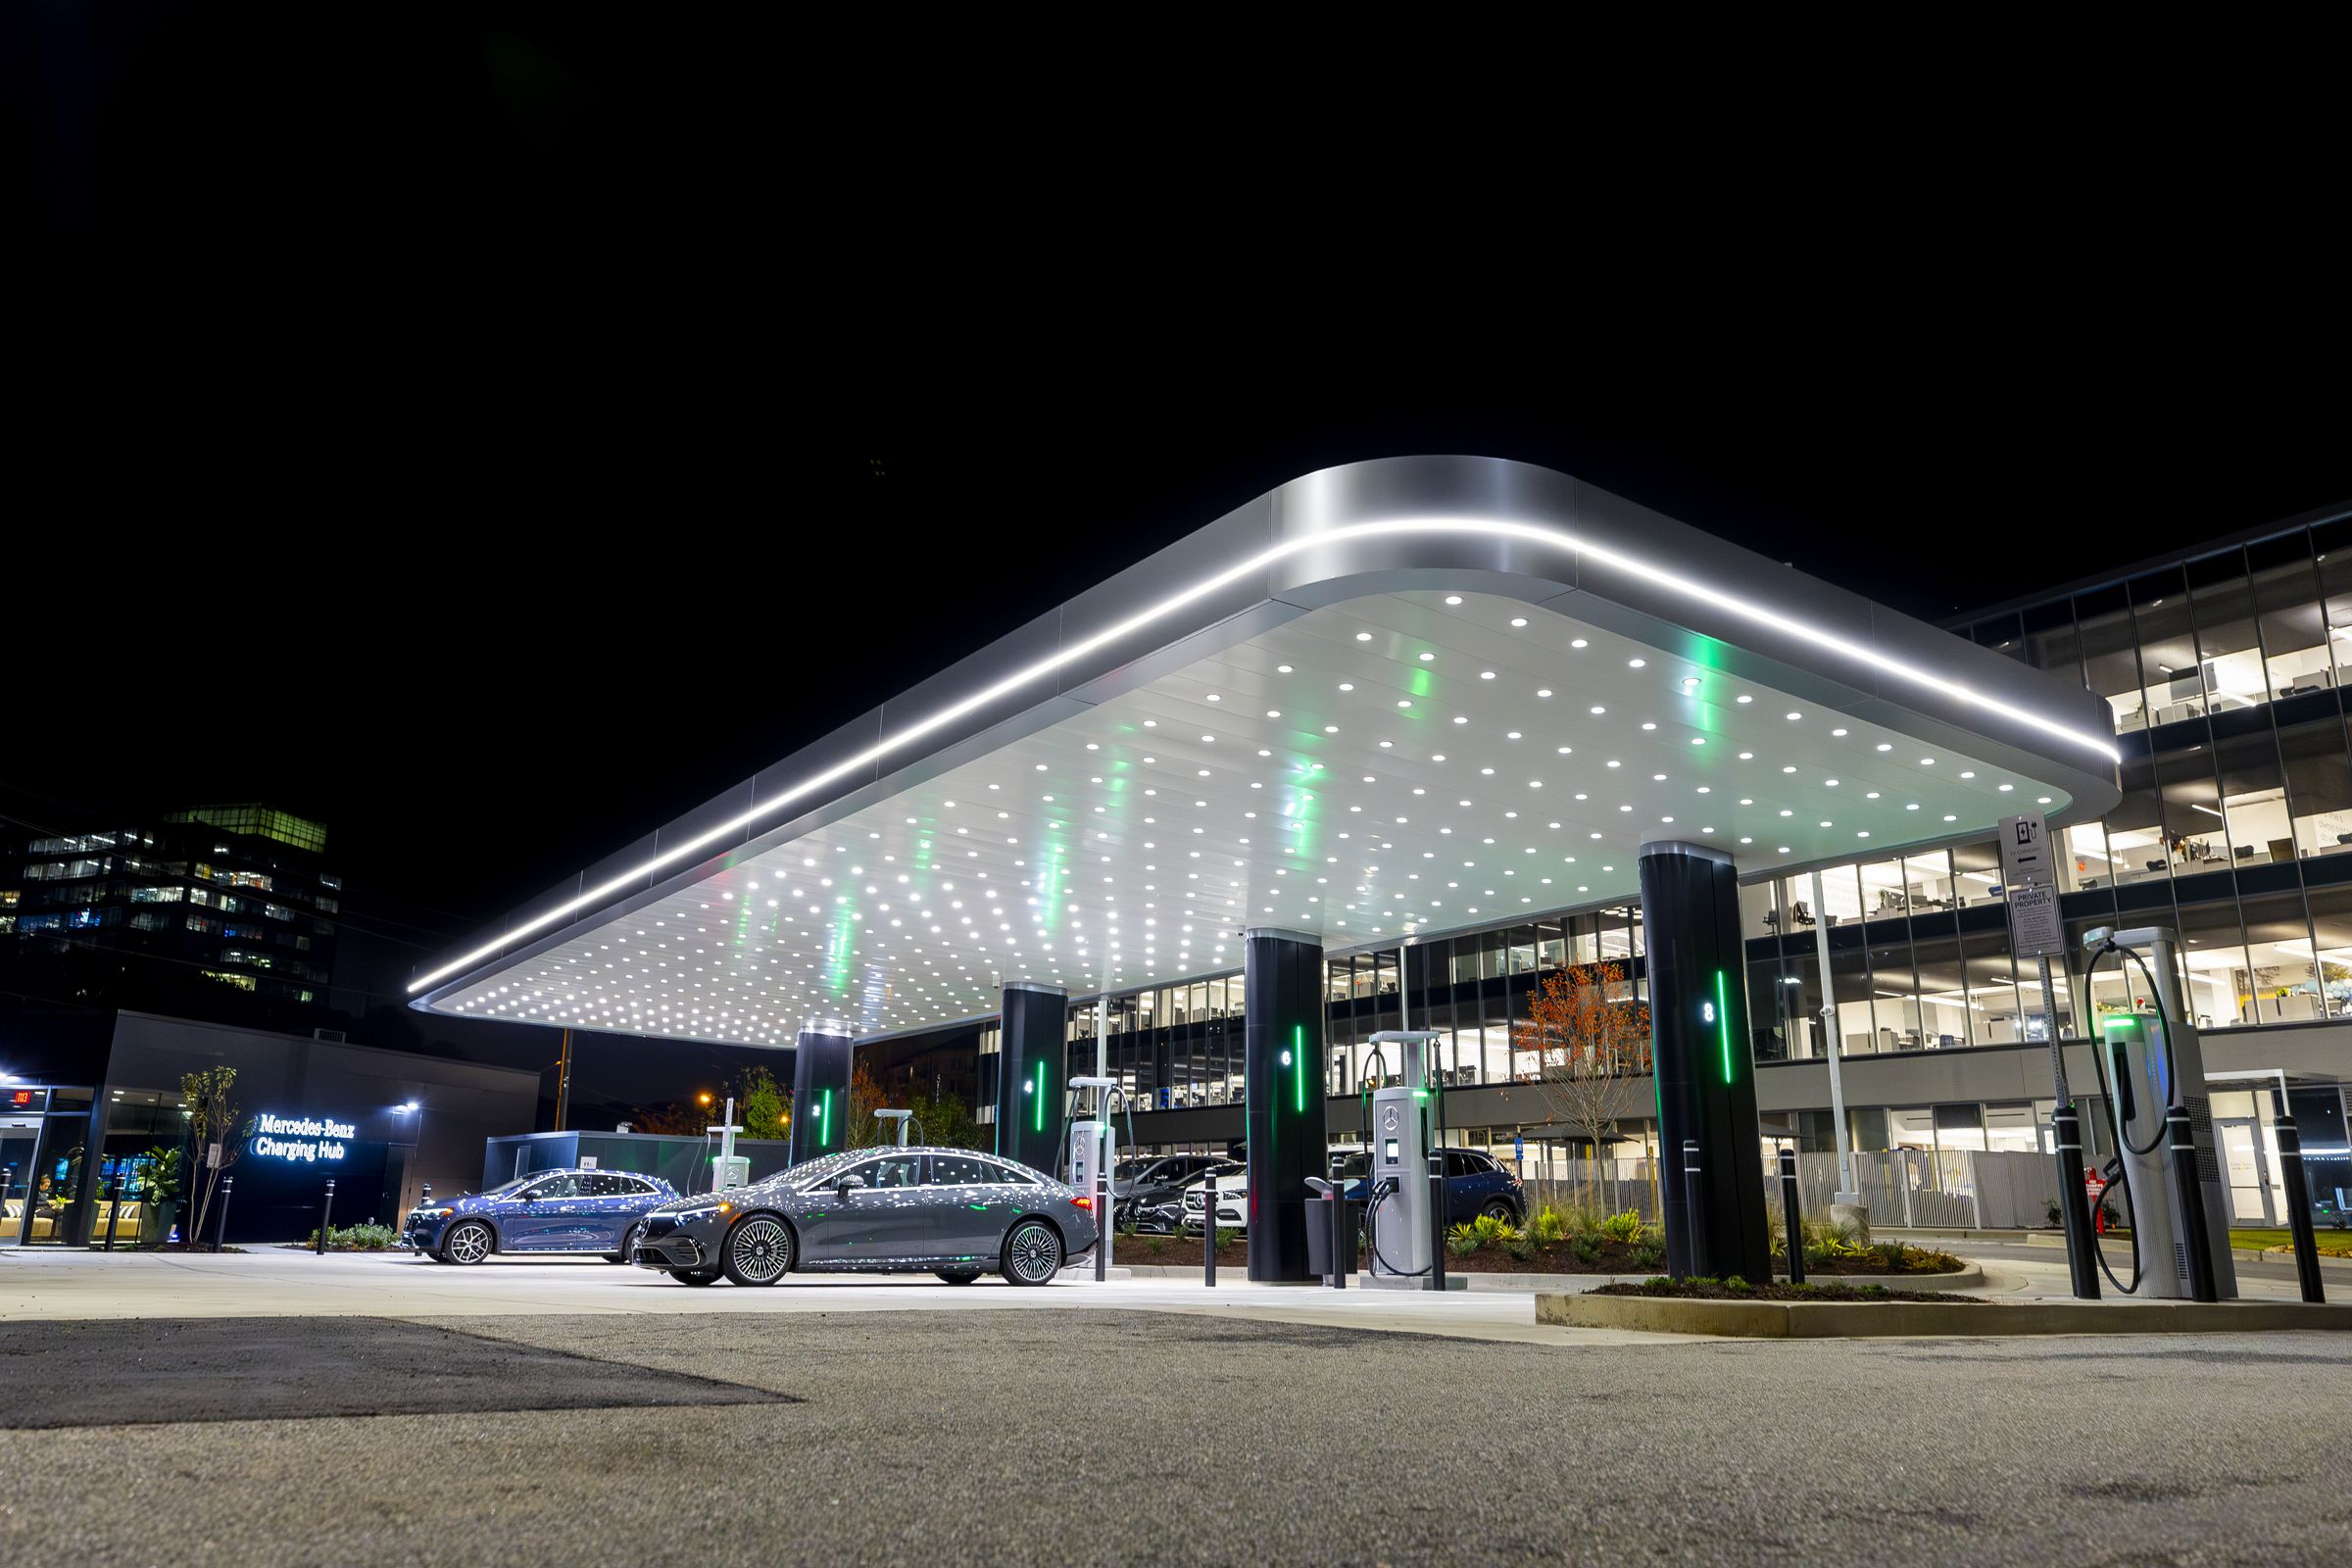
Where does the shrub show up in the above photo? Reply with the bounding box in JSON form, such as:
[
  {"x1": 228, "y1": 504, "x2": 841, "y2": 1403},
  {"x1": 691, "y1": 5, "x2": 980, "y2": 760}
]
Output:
[
  {"x1": 1470, "y1": 1211, "x2": 1520, "y2": 1246},
  {"x1": 1570, "y1": 1234, "x2": 1602, "y2": 1264},
  {"x1": 1529, "y1": 1205, "x2": 1570, "y2": 1245},
  {"x1": 1504, "y1": 1230, "x2": 1539, "y2": 1262},
  {"x1": 1722, "y1": 1275, "x2": 1752, "y2": 1292},
  {"x1": 1598, "y1": 1209, "x2": 1643, "y2": 1244},
  {"x1": 304, "y1": 1223, "x2": 397, "y2": 1251},
  {"x1": 1630, "y1": 1240, "x2": 1665, "y2": 1268},
  {"x1": 1446, "y1": 1222, "x2": 1482, "y2": 1257},
  {"x1": 1213, "y1": 1227, "x2": 1241, "y2": 1252}
]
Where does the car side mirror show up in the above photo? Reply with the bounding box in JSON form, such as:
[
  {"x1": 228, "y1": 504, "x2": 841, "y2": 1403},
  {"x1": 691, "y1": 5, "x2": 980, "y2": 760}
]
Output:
[
  {"x1": 520, "y1": 1190, "x2": 540, "y2": 1202},
  {"x1": 835, "y1": 1173, "x2": 867, "y2": 1197}
]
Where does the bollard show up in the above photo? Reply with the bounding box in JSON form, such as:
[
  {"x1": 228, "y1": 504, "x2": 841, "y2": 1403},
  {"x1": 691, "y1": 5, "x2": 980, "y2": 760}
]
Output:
[
  {"x1": 1427, "y1": 1152, "x2": 1447, "y2": 1294},
  {"x1": 1094, "y1": 1154, "x2": 1109, "y2": 1284},
  {"x1": 103, "y1": 1169, "x2": 124, "y2": 1252},
  {"x1": 1201, "y1": 1187, "x2": 1215, "y2": 1288},
  {"x1": 1331, "y1": 1179, "x2": 1348, "y2": 1290},
  {"x1": 214, "y1": 1175, "x2": 235, "y2": 1251},
  {"x1": 2050, "y1": 1103, "x2": 2102, "y2": 1300},
  {"x1": 1681, "y1": 1139, "x2": 1705, "y2": 1279},
  {"x1": 2271, "y1": 1090, "x2": 2326, "y2": 1304},
  {"x1": 315, "y1": 1177, "x2": 336, "y2": 1255},
  {"x1": 2164, "y1": 1107, "x2": 2219, "y2": 1303},
  {"x1": 1778, "y1": 1147, "x2": 1805, "y2": 1286}
]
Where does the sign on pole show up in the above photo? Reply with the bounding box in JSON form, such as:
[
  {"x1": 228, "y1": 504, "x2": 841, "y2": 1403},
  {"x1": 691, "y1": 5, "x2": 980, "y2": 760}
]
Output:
[{"x1": 1997, "y1": 812, "x2": 2066, "y2": 960}]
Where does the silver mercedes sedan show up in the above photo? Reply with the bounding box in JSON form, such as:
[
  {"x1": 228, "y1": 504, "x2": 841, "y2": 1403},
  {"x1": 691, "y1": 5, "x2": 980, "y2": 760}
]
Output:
[{"x1": 632, "y1": 1146, "x2": 1099, "y2": 1288}]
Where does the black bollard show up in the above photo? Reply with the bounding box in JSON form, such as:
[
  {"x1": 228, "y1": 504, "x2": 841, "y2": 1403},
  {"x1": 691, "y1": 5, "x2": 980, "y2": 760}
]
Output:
[
  {"x1": 1331, "y1": 1179, "x2": 1348, "y2": 1290},
  {"x1": 103, "y1": 1169, "x2": 124, "y2": 1251},
  {"x1": 214, "y1": 1175, "x2": 235, "y2": 1251},
  {"x1": 1201, "y1": 1186, "x2": 1215, "y2": 1288},
  {"x1": 2050, "y1": 1103, "x2": 2102, "y2": 1300},
  {"x1": 316, "y1": 1177, "x2": 336, "y2": 1255},
  {"x1": 1778, "y1": 1147, "x2": 1805, "y2": 1286},
  {"x1": 2165, "y1": 1107, "x2": 2219, "y2": 1303},
  {"x1": 2271, "y1": 1090, "x2": 2326, "y2": 1304},
  {"x1": 1681, "y1": 1139, "x2": 1705, "y2": 1279},
  {"x1": 1427, "y1": 1152, "x2": 1447, "y2": 1294}
]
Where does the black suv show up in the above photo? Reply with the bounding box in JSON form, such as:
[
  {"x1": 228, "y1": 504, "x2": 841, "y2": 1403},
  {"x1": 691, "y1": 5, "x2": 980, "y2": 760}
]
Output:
[{"x1": 1114, "y1": 1154, "x2": 1229, "y2": 1232}]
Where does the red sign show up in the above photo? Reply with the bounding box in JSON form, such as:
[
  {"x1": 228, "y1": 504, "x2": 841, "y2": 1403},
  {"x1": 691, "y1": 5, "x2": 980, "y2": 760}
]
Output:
[{"x1": 6, "y1": 1090, "x2": 29, "y2": 1108}]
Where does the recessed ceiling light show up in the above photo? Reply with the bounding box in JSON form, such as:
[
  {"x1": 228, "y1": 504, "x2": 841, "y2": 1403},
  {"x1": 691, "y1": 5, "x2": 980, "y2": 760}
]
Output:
[
  {"x1": 1628, "y1": 658, "x2": 1646, "y2": 668},
  {"x1": 1277, "y1": 664, "x2": 1294, "y2": 673},
  {"x1": 1480, "y1": 671, "x2": 1497, "y2": 681},
  {"x1": 1786, "y1": 711, "x2": 1801, "y2": 721},
  {"x1": 1444, "y1": 595, "x2": 1462, "y2": 605},
  {"x1": 1510, "y1": 617, "x2": 1528, "y2": 627},
  {"x1": 1570, "y1": 638, "x2": 1588, "y2": 649},
  {"x1": 1355, "y1": 632, "x2": 1373, "y2": 642}
]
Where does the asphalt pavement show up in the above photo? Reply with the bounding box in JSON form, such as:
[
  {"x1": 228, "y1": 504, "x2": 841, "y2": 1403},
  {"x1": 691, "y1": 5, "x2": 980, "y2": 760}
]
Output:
[{"x1": 3, "y1": 1303, "x2": 2349, "y2": 1566}]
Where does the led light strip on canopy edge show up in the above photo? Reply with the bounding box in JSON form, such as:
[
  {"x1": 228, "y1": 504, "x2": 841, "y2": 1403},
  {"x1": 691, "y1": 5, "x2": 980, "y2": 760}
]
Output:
[{"x1": 412, "y1": 476, "x2": 2117, "y2": 1002}]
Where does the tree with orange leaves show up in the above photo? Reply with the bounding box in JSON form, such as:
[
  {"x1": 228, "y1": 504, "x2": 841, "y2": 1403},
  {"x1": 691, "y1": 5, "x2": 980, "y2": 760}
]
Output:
[{"x1": 1513, "y1": 960, "x2": 1651, "y2": 1208}]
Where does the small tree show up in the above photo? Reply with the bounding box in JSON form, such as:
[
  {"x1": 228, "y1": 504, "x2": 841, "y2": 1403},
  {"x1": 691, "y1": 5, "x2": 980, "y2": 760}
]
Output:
[
  {"x1": 1512, "y1": 960, "x2": 1651, "y2": 1210},
  {"x1": 738, "y1": 1064, "x2": 786, "y2": 1141},
  {"x1": 905, "y1": 1088, "x2": 986, "y2": 1150},
  {"x1": 843, "y1": 1059, "x2": 890, "y2": 1149},
  {"x1": 180, "y1": 1066, "x2": 250, "y2": 1247}
]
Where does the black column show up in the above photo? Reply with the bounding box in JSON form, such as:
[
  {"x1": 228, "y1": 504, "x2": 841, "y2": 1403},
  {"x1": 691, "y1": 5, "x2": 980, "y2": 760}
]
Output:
[
  {"x1": 1245, "y1": 928, "x2": 1328, "y2": 1282},
  {"x1": 1639, "y1": 840, "x2": 1771, "y2": 1282},
  {"x1": 788, "y1": 1024, "x2": 854, "y2": 1167},
  {"x1": 996, "y1": 982, "x2": 1067, "y2": 1173}
]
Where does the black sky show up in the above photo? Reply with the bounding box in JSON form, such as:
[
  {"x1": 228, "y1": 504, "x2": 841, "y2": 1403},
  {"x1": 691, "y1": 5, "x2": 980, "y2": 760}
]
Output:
[{"x1": 11, "y1": 9, "x2": 2348, "y2": 1029}]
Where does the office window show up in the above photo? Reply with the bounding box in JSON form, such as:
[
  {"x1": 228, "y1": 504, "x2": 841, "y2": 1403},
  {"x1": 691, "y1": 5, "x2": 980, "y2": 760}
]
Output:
[
  {"x1": 2133, "y1": 567, "x2": 2204, "y2": 725},
  {"x1": 2106, "y1": 752, "x2": 2167, "y2": 883},
  {"x1": 2062, "y1": 820, "x2": 2114, "y2": 890},
  {"x1": 2175, "y1": 897, "x2": 2252, "y2": 1029},
  {"x1": 1855, "y1": 857, "x2": 1906, "y2": 921},
  {"x1": 2279, "y1": 714, "x2": 2352, "y2": 858},
  {"x1": 2314, "y1": 516, "x2": 2352, "y2": 687},
  {"x1": 1911, "y1": 928, "x2": 1968, "y2": 1047},
  {"x1": 2187, "y1": 550, "x2": 2265, "y2": 713},
  {"x1": 2155, "y1": 744, "x2": 2232, "y2": 868},
  {"x1": 2024, "y1": 599, "x2": 2082, "y2": 684},
  {"x1": 2302, "y1": 882, "x2": 2352, "y2": 1020},
  {"x1": 2248, "y1": 531, "x2": 2333, "y2": 699},
  {"x1": 2078, "y1": 585, "x2": 2145, "y2": 732},
  {"x1": 1959, "y1": 925, "x2": 2020, "y2": 1046},
  {"x1": 1950, "y1": 840, "x2": 2005, "y2": 904},
  {"x1": 1973, "y1": 612, "x2": 2026, "y2": 662},
  {"x1": 2240, "y1": 888, "x2": 2321, "y2": 1026},
  {"x1": 1863, "y1": 929, "x2": 1920, "y2": 1053},
  {"x1": 2214, "y1": 728, "x2": 2293, "y2": 866}
]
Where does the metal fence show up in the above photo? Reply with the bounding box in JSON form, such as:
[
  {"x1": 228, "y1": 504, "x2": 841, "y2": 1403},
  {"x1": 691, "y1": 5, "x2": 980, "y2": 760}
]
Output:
[{"x1": 1520, "y1": 1149, "x2": 2062, "y2": 1232}]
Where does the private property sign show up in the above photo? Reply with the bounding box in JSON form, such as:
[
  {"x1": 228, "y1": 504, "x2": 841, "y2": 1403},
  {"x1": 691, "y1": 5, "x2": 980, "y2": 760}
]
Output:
[
  {"x1": 251, "y1": 1112, "x2": 355, "y2": 1163},
  {"x1": 1996, "y1": 812, "x2": 2067, "y2": 961}
]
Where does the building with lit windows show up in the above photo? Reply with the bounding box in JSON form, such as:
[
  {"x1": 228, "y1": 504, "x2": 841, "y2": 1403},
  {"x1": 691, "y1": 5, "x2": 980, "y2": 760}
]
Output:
[{"x1": 0, "y1": 804, "x2": 344, "y2": 1018}]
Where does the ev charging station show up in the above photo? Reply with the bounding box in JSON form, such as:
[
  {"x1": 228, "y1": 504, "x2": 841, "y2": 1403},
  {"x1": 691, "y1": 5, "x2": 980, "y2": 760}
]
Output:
[
  {"x1": 707, "y1": 1097, "x2": 749, "y2": 1193},
  {"x1": 874, "y1": 1108, "x2": 913, "y2": 1146},
  {"x1": 2081, "y1": 925, "x2": 2235, "y2": 1301},
  {"x1": 1067, "y1": 1074, "x2": 1132, "y2": 1281},
  {"x1": 1359, "y1": 1029, "x2": 1459, "y2": 1290}
]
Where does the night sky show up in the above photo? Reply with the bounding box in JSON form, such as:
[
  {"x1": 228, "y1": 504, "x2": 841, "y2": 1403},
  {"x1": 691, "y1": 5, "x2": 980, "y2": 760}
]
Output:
[{"x1": 12, "y1": 12, "x2": 2346, "y2": 1105}]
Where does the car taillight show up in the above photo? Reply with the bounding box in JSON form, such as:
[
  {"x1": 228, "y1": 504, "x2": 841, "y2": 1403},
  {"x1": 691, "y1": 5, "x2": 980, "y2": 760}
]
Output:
[{"x1": 1072, "y1": 1196, "x2": 1094, "y2": 1210}]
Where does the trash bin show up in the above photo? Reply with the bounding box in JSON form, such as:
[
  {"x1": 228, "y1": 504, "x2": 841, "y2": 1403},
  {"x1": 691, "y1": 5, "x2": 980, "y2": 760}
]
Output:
[{"x1": 1303, "y1": 1179, "x2": 1334, "y2": 1280}]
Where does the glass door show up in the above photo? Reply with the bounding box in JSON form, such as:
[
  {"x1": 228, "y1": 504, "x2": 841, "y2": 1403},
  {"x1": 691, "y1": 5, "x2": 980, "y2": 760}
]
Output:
[
  {"x1": 2217, "y1": 1118, "x2": 2272, "y2": 1225},
  {"x1": 0, "y1": 1119, "x2": 40, "y2": 1246}
]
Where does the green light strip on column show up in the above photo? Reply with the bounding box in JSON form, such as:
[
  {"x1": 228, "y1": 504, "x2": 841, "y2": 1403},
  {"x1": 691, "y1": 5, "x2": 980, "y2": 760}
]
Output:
[
  {"x1": 1033, "y1": 1061, "x2": 1046, "y2": 1133},
  {"x1": 1715, "y1": 969, "x2": 1733, "y2": 1085},
  {"x1": 1294, "y1": 1023, "x2": 1306, "y2": 1114},
  {"x1": 819, "y1": 1087, "x2": 832, "y2": 1146}
]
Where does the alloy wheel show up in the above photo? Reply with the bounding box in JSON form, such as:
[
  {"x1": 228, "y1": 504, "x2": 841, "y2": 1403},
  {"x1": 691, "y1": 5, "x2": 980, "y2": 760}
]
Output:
[
  {"x1": 726, "y1": 1216, "x2": 790, "y2": 1285},
  {"x1": 445, "y1": 1222, "x2": 492, "y2": 1264},
  {"x1": 1006, "y1": 1221, "x2": 1060, "y2": 1284}
]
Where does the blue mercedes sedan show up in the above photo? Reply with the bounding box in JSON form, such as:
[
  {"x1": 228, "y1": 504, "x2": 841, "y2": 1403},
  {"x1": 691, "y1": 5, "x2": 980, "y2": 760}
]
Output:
[{"x1": 405, "y1": 1169, "x2": 682, "y2": 1264}]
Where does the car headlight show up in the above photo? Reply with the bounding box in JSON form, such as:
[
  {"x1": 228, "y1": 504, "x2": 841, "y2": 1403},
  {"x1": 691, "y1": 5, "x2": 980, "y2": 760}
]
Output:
[
  {"x1": 670, "y1": 1200, "x2": 735, "y2": 1220},
  {"x1": 416, "y1": 1207, "x2": 454, "y2": 1218}
]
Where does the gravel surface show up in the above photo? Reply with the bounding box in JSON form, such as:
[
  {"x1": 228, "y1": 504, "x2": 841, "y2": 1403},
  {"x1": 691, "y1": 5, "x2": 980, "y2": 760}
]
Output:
[{"x1": 2, "y1": 1309, "x2": 2347, "y2": 1566}]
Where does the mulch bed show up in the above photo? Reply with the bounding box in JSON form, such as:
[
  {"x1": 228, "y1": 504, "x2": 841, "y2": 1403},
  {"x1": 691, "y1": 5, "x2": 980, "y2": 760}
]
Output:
[
  {"x1": 1115, "y1": 1232, "x2": 1965, "y2": 1277},
  {"x1": 1590, "y1": 1279, "x2": 1984, "y2": 1303}
]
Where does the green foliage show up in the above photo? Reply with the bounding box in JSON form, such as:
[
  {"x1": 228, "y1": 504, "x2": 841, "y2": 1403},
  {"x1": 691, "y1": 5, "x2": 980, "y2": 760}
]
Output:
[
  {"x1": 1447, "y1": 1221, "x2": 1483, "y2": 1256},
  {"x1": 1213, "y1": 1226, "x2": 1241, "y2": 1251},
  {"x1": 905, "y1": 1090, "x2": 987, "y2": 1151},
  {"x1": 1570, "y1": 1234, "x2": 1602, "y2": 1264},
  {"x1": 1722, "y1": 1275, "x2": 1752, "y2": 1292},
  {"x1": 304, "y1": 1223, "x2": 397, "y2": 1251},
  {"x1": 1469, "y1": 1211, "x2": 1521, "y2": 1247},
  {"x1": 1504, "y1": 1229, "x2": 1539, "y2": 1262},
  {"x1": 1597, "y1": 1208, "x2": 1643, "y2": 1244},
  {"x1": 1529, "y1": 1204, "x2": 1570, "y2": 1245},
  {"x1": 738, "y1": 1066, "x2": 786, "y2": 1142},
  {"x1": 1630, "y1": 1240, "x2": 1665, "y2": 1269},
  {"x1": 139, "y1": 1146, "x2": 183, "y2": 1204}
]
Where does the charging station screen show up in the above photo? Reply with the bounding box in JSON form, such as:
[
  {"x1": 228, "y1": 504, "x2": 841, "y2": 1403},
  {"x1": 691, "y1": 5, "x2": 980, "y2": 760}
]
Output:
[{"x1": 1384, "y1": 1137, "x2": 1398, "y2": 1162}]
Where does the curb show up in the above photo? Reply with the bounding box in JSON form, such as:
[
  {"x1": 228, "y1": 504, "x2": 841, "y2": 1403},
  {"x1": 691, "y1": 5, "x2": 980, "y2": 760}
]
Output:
[
  {"x1": 1109, "y1": 1262, "x2": 1982, "y2": 1292},
  {"x1": 1535, "y1": 1293, "x2": 2352, "y2": 1338}
]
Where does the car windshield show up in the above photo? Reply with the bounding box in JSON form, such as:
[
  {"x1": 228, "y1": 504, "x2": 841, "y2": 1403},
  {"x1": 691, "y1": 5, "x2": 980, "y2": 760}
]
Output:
[{"x1": 1113, "y1": 1158, "x2": 1156, "y2": 1180}]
